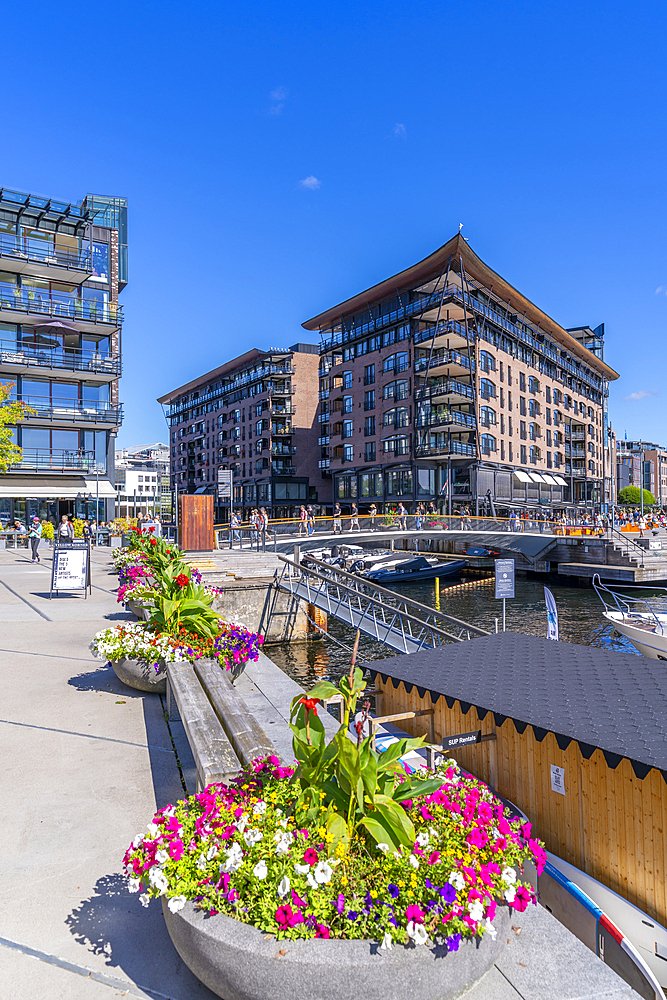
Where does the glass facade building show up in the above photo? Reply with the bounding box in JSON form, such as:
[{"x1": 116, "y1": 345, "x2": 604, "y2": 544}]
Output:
[{"x1": 0, "y1": 186, "x2": 127, "y2": 526}]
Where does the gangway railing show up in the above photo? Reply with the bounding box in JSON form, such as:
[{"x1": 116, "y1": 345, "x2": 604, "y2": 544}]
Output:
[
  {"x1": 609, "y1": 525, "x2": 645, "y2": 567},
  {"x1": 275, "y1": 554, "x2": 489, "y2": 655}
]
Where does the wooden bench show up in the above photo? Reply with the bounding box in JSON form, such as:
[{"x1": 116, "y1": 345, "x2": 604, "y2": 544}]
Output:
[
  {"x1": 193, "y1": 660, "x2": 274, "y2": 767},
  {"x1": 166, "y1": 662, "x2": 241, "y2": 792}
]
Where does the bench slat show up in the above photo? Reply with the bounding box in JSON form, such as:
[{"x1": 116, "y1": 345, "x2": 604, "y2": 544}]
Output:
[
  {"x1": 193, "y1": 660, "x2": 275, "y2": 767},
  {"x1": 167, "y1": 662, "x2": 240, "y2": 791}
]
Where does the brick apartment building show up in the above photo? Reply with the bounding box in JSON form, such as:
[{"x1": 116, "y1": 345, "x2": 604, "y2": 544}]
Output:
[
  {"x1": 158, "y1": 344, "x2": 326, "y2": 519},
  {"x1": 617, "y1": 440, "x2": 667, "y2": 506},
  {"x1": 303, "y1": 233, "x2": 619, "y2": 515}
]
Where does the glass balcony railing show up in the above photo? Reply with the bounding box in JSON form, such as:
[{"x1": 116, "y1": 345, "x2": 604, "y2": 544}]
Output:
[
  {"x1": 414, "y1": 379, "x2": 474, "y2": 402},
  {"x1": 20, "y1": 396, "x2": 122, "y2": 425},
  {"x1": 415, "y1": 410, "x2": 476, "y2": 430},
  {"x1": 415, "y1": 439, "x2": 476, "y2": 459},
  {"x1": 14, "y1": 448, "x2": 97, "y2": 471},
  {"x1": 413, "y1": 318, "x2": 472, "y2": 346},
  {"x1": 0, "y1": 339, "x2": 120, "y2": 376},
  {"x1": 0, "y1": 234, "x2": 93, "y2": 272},
  {"x1": 414, "y1": 350, "x2": 475, "y2": 373},
  {"x1": 0, "y1": 285, "x2": 122, "y2": 325},
  {"x1": 272, "y1": 463, "x2": 295, "y2": 476}
]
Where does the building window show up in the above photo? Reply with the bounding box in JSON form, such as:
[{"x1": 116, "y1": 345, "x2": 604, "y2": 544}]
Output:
[
  {"x1": 383, "y1": 379, "x2": 409, "y2": 401},
  {"x1": 480, "y1": 406, "x2": 496, "y2": 427},
  {"x1": 364, "y1": 442, "x2": 376, "y2": 462},
  {"x1": 364, "y1": 390, "x2": 375, "y2": 410},
  {"x1": 382, "y1": 352, "x2": 408, "y2": 374},
  {"x1": 530, "y1": 445, "x2": 541, "y2": 463},
  {"x1": 480, "y1": 350, "x2": 496, "y2": 373},
  {"x1": 528, "y1": 376, "x2": 540, "y2": 394},
  {"x1": 520, "y1": 445, "x2": 527, "y2": 464},
  {"x1": 480, "y1": 378, "x2": 496, "y2": 400},
  {"x1": 528, "y1": 398, "x2": 540, "y2": 417},
  {"x1": 364, "y1": 415, "x2": 375, "y2": 436},
  {"x1": 519, "y1": 372, "x2": 526, "y2": 391},
  {"x1": 520, "y1": 420, "x2": 527, "y2": 440},
  {"x1": 519, "y1": 397, "x2": 526, "y2": 416},
  {"x1": 547, "y1": 452, "x2": 552, "y2": 468},
  {"x1": 481, "y1": 433, "x2": 497, "y2": 455},
  {"x1": 343, "y1": 444, "x2": 354, "y2": 462},
  {"x1": 364, "y1": 364, "x2": 375, "y2": 385},
  {"x1": 342, "y1": 395, "x2": 353, "y2": 413},
  {"x1": 382, "y1": 436, "x2": 409, "y2": 456},
  {"x1": 342, "y1": 419, "x2": 353, "y2": 439},
  {"x1": 386, "y1": 469, "x2": 412, "y2": 495},
  {"x1": 383, "y1": 407, "x2": 408, "y2": 428}
]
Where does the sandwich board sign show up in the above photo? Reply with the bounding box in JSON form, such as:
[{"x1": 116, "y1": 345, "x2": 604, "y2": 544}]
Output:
[{"x1": 50, "y1": 543, "x2": 89, "y2": 599}]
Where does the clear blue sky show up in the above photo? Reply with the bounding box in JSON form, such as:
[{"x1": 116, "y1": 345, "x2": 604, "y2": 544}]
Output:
[{"x1": 1, "y1": 0, "x2": 665, "y2": 448}]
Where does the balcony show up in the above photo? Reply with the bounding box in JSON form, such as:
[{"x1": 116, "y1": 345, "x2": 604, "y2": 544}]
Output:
[
  {"x1": 271, "y1": 422, "x2": 292, "y2": 436},
  {"x1": 22, "y1": 397, "x2": 123, "y2": 427},
  {"x1": 0, "y1": 284, "x2": 122, "y2": 329},
  {"x1": 381, "y1": 359, "x2": 410, "y2": 376},
  {"x1": 414, "y1": 349, "x2": 475, "y2": 376},
  {"x1": 271, "y1": 463, "x2": 295, "y2": 476},
  {"x1": 413, "y1": 318, "x2": 472, "y2": 348},
  {"x1": 415, "y1": 410, "x2": 476, "y2": 431},
  {"x1": 0, "y1": 339, "x2": 120, "y2": 380},
  {"x1": 318, "y1": 390, "x2": 330, "y2": 400},
  {"x1": 0, "y1": 234, "x2": 94, "y2": 282},
  {"x1": 318, "y1": 459, "x2": 330, "y2": 470},
  {"x1": 271, "y1": 445, "x2": 296, "y2": 456},
  {"x1": 318, "y1": 436, "x2": 330, "y2": 446},
  {"x1": 269, "y1": 381, "x2": 295, "y2": 396},
  {"x1": 13, "y1": 448, "x2": 96, "y2": 472},
  {"x1": 415, "y1": 439, "x2": 476, "y2": 459},
  {"x1": 318, "y1": 411, "x2": 330, "y2": 423}
]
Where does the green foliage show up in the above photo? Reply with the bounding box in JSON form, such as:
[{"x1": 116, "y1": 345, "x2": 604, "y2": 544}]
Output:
[
  {"x1": 289, "y1": 668, "x2": 442, "y2": 852},
  {"x1": 617, "y1": 485, "x2": 655, "y2": 506},
  {"x1": 0, "y1": 381, "x2": 35, "y2": 473},
  {"x1": 146, "y1": 561, "x2": 222, "y2": 640}
]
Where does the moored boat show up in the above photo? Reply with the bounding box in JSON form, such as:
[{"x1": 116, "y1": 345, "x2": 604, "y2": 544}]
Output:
[{"x1": 593, "y1": 574, "x2": 667, "y2": 659}]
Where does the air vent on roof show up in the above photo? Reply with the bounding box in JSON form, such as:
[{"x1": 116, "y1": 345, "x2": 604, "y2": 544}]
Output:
[{"x1": 92, "y1": 226, "x2": 109, "y2": 241}]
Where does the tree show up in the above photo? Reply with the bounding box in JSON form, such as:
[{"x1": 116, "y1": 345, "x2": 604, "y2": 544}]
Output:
[
  {"x1": 617, "y1": 485, "x2": 655, "y2": 506},
  {"x1": 0, "y1": 382, "x2": 35, "y2": 473}
]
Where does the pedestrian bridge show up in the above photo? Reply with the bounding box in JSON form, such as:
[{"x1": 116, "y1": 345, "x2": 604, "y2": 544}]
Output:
[{"x1": 274, "y1": 554, "x2": 489, "y2": 655}]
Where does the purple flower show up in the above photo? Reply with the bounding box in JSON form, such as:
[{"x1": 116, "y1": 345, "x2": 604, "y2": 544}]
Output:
[
  {"x1": 447, "y1": 933, "x2": 462, "y2": 952},
  {"x1": 439, "y1": 883, "x2": 457, "y2": 903},
  {"x1": 388, "y1": 884, "x2": 400, "y2": 899},
  {"x1": 346, "y1": 911, "x2": 358, "y2": 922},
  {"x1": 334, "y1": 893, "x2": 346, "y2": 915}
]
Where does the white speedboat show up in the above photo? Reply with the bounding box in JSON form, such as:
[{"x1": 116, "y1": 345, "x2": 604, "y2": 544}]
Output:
[{"x1": 593, "y1": 574, "x2": 667, "y2": 659}]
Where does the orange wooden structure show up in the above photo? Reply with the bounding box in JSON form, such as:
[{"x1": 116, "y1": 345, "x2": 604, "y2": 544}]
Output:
[{"x1": 179, "y1": 494, "x2": 214, "y2": 551}]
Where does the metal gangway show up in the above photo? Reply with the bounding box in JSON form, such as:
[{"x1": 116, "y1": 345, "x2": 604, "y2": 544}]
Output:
[{"x1": 274, "y1": 555, "x2": 489, "y2": 654}]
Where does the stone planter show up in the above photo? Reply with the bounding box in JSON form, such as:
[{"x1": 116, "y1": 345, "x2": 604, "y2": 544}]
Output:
[
  {"x1": 127, "y1": 599, "x2": 151, "y2": 621},
  {"x1": 109, "y1": 657, "x2": 167, "y2": 694},
  {"x1": 162, "y1": 899, "x2": 509, "y2": 1000}
]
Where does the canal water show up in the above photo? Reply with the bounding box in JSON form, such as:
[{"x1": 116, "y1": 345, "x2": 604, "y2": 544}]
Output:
[{"x1": 267, "y1": 575, "x2": 644, "y2": 690}]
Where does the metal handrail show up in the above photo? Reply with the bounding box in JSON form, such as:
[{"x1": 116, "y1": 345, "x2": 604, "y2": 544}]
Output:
[
  {"x1": 609, "y1": 525, "x2": 645, "y2": 567},
  {"x1": 592, "y1": 573, "x2": 666, "y2": 631},
  {"x1": 279, "y1": 554, "x2": 489, "y2": 637}
]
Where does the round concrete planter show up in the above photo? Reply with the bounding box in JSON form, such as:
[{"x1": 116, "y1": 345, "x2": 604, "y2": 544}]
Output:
[
  {"x1": 127, "y1": 599, "x2": 151, "y2": 621},
  {"x1": 109, "y1": 657, "x2": 167, "y2": 694},
  {"x1": 162, "y1": 899, "x2": 509, "y2": 1000}
]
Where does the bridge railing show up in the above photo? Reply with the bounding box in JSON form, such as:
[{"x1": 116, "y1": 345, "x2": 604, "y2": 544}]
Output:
[{"x1": 276, "y1": 554, "x2": 489, "y2": 653}]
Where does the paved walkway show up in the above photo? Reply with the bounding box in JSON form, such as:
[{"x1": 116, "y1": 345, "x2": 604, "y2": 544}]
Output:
[{"x1": 0, "y1": 543, "x2": 642, "y2": 999}]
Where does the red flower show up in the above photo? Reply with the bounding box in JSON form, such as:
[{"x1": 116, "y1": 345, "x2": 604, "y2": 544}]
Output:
[
  {"x1": 175, "y1": 574, "x2": 190, "y2": 588},
  {"x1": 299, "y1": 697, "x2": 319, "y2": 716},
  {"x1": 148, "y1": 526, "x2": 155, "y2": 532}
]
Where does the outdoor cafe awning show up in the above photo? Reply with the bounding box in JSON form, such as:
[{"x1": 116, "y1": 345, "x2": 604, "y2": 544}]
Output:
[{"x1": 513, "y1": 470, "x2": 532, "y2": 483}]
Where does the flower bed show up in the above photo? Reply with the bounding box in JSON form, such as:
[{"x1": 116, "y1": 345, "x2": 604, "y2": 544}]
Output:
[{"x1": 126, "y1": 756, "x2": 541, "y2": 947}]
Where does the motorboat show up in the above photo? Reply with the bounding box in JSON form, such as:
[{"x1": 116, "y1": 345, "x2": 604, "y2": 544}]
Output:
[
  {"x1": 592, "y1": 574, "x2": 667, "y2": 659},
  {"x1": 364, "y1": 554, "x2": 467, "y2": 584}
]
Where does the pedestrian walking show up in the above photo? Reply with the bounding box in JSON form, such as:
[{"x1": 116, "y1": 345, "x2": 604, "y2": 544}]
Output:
[
  {"x1": 307, "y1": 504, "x2": 315, "y2": 536},
  {"x1": 398, "y1": 502, "x2": 407, "y2": 531},
  {"x1": 333, "y1": 503, "x2": 342, "y2": 534},
  {"x1": 82, "y1": 519, "x2": 92, "y2": 545},
  {"x1": 231, "y1": 511, "x2": 241, "y2": 542},
  {"x1": 28, "y1": 517, "x2": 42, "y2": 562},
  {"x1": 57, "y1": 514, "x2": 74, "y2": 545},
  {"x1": 350, "y1": 502, "x2": 360, "y2": 531},
  {"x1": 639, "y1": 514, "x2": 646, "y2": 538},
  {"x1": 369, "y1": 503, "x2": 377, "y2": 530},
  {"x1": 298, "y1": 505, "x2": 308, "y2": 536}
]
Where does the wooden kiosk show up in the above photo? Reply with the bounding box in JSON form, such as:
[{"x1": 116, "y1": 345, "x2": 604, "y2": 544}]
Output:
[{"x1": 370, "y1": 632, "x2": 667, "y2": 928}]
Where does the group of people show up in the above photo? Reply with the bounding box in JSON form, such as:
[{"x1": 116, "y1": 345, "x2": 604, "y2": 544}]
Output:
[{"x1": 230, "y1": 508, "x2": 269, "y2": 540}]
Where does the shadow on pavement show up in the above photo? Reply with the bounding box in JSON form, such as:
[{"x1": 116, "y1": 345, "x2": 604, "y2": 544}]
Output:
[{"x1": 67, "y1": 663, "x2": 135, "y2": 695}]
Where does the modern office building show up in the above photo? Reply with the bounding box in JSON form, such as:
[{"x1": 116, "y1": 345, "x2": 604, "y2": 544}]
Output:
[
  {"x1": 303, "y1": 233, "x2": 619, "y2": 514},
  {"x1": 114, "y1": 443, "x2": 170, "y2": 519},
  {"x1": 617, "y1": 440, "x2": 667, "y2": 505},
  {"x1": 158, "y1": 344, "x2": 326, "y2": 519},
  {"x1": 0, "y1": 187, "x2": 127, "y2": 526}
]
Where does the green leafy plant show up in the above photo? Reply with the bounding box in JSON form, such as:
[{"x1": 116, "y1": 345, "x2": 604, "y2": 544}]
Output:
[
  {"x1": 617, "y1": 485, "x2": 655, "y2": 507},
  {"x1": 288, "y1": 638, "x2": 443, "y2": 853},
  {"x1": 0, "y1": 381, "x2": 35, "y2": 472},
  {"x1": 146, "y1": 562, "x2": 223, "y2": 640}
]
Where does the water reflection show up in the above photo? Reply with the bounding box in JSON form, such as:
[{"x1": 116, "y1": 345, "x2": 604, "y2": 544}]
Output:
[{"x1": 266, "y1": 576, "x2": 641, "y2": 690}]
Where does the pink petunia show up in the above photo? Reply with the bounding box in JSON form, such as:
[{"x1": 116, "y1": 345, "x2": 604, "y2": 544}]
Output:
[
  {"x1": 427, "y1": 851, "x2": 441, "y2": 865},
  {"x1": 509, "y1": 886, "x2": 533, "y2": 912},
  {"x1": 477, "y1": 802, "x2": 493, "y2": 824},
  {"x1": 406, "y1": 903, "x2": 425, "y2": 924},
  {"x1": 304, "y1": 848, "x2": 319, "y2": 866},
  {"x1": 467, "y1": 826, "x2": 488, "y2": 850},
  {"x1": 168, "y1": 839, "x2": 184, "y2": 861},
  {"x1": 529, "y1": 838, "x2": 547, "y2": 875}
]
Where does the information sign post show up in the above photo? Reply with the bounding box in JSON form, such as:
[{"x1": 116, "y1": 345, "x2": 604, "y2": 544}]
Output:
[
  {"x1": 217, "y1": 469, "x2": 233, "y2": 524},
  {"x1": 494, "y1": 558, "x2": 515, "y2": 632}
]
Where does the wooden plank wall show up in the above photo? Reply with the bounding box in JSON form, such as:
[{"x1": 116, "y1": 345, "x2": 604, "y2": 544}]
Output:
[
  {"x1": 375, "y1": 676, "x2": 667, "y2": 927},
  {"x1": 179, "y1": 495, "x2": 214, "y2": 552}
]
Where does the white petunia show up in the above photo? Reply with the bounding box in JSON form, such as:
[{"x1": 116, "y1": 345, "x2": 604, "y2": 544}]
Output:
[
  {"x1": 244, "y1": 828, "x2": 264, "y2": 847},
  {"x1": 294, "y1": 863, "x2": 311, "y2": 875},
  {"x1": 127, "y1": 877, "x2": 142, "y2": 894},
  {"x1": 253, "y1": 860, "x2": 268, "y2": 880},
  {"x1": 253, "y1": 801, "x2": 267, "y2": 815},
  {"x1": 408, "y1": 854, "x2": 420, "y2": 869},
  {"x1": 483, "y1": 917, "x2": 497, "y2": 940},
  {"x1": 307, "y1": 872, "x2": 318, "y2": 890},
  {"x1": 448, "y1": 871, "x2": 465, "y2": 891},
  {"x1": 376, "y1": 842, "x2": 390, "y2": 854},
  {"x1": 132, "y1": 835, "x2": 143, "y2": 849},
  {"x1": 147, "y1": 823, "x2": 160, "y2": 838},
  {"x1": 427, "y1": 827, "x2": 439, "y2": 842},
  {"x1": 148, "y1": 868, "x2": 168, "y2": 894},
  {"x1": 278, "y1": 817, "x2": 289, "y2": 829},
  {"x1": 416, "y1": 830, "x2": 430, "y2": 848},
  {"x1": 163, "y1": 806, "x2": 176, "y2": 818},
  {"x1": 273, "y1": 831, "x2": 292, "y2": 855},
  {"x1": 501, "y1": 866, "x2": 516, "y2": 886},
  {"x1": 222, "y1": 842, "x2": 244, "y2": 873},
  {"x1": 139, "y1": 893, "x2": 150, "y2": 908},
  {"x1": 277, "y1": 875, "x2": 291, "y2": 898},
  {"x1": 467, "y1": 900, "x2": 484, "y2": 922},
  {"x1": 406, "y1": 921, "x2": 428, "y2": 945},
  {"x1": 206, "y1": 843, "x2": 219, "y2": 861},
  {"x1": 196, "y1": 854, "x2": 208, "y2": 870},
  {"x1": 380, "y1": 932, "x2": 393, "y2": 951},
  {"x1": 236, "y1": 816, "x2": 249, "y2": 835},
  {"x1": 313, "y1": 860, "x2": 333, "y2": 885},
  {"x1": 156, "y1": 850, "x2": 169, "y2": 865},
  {"x1": 503, "y1": 886, "x2": 516, "y2": 904},
  {"x1": 167, "y1": 895, "x2": 187, "y2": 913}
]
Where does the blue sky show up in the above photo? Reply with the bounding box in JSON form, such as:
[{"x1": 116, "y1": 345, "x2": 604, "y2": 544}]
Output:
[{"x1": 1, "y1": 0, "x2": 665, "y2": 447}]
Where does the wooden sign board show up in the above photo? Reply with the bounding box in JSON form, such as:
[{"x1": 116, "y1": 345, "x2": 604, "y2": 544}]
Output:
[
  {"x1": 443, "y1": 729, "x2": 481, "y2": 750},
  {"x1": 179, "y1": 494, "x2": 214, "y2": 551}
]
